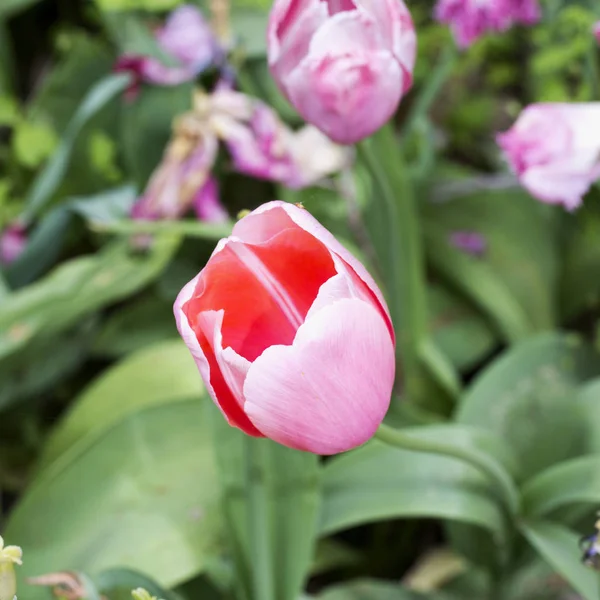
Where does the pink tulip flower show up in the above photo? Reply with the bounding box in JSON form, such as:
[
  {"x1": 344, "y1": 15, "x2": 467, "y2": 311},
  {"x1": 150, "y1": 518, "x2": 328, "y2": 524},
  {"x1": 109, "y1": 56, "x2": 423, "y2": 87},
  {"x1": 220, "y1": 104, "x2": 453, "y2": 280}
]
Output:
[
  {"x1": 434, "y1": 0, "x2": 541, "y2": 48},
  {"x1": 115, "y1": 4, "x2": 217, "y2": 97},
  {"x1": 0, "y1": 224, "x2": 26, "y2": 266},
  {"x1": 267, "y1": 0, "x2": 416, "y2": 144},
  {"x1": 175, "y1": 201, "x2": 395, "y2": 454},
  {"x1": 497, "y1": 103, "x2": 600, "y2": 210},
  {"x1": 594, "y1": 21, "x2": 600, "y2": 44}
]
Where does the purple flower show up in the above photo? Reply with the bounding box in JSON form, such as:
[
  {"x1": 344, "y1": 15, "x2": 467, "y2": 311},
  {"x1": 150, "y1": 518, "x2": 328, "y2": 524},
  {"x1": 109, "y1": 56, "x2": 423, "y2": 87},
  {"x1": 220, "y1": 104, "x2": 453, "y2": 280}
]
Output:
[
  {"x1": 0, "y1": 224, "x2": 27, "y2": 266},
  {"x1": 115, "y1": 4, "x2": 218, "y2": 97},
  {"x1": 434, "y1": 0, "x2": 541, "y2": 48},
  {"x1": 450, "y1": 231, "x2": 487, "y2": 257}
]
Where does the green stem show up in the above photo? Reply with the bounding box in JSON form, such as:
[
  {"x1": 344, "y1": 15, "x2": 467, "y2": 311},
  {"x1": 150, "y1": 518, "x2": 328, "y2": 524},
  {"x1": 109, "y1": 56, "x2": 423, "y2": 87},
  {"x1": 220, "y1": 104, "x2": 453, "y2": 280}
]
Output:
[
  {"x1": 374, "y1": 423, "x2": 520, "y2": 517},
  {"x1": 358, "y1": 127, "x2": 428, "y2": 403},
  {"x1": 586, "y1": 39, "x2": 599, "y2": 101},
  {"x1": 246, "y1": 440, "x2": 275, "y2": 600}
]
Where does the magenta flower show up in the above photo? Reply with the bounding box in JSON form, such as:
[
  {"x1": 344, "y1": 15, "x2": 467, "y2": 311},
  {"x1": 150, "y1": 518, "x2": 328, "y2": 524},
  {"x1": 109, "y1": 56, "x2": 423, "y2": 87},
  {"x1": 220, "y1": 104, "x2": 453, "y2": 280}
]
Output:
[
  {"x1": 267, "y1": 0, "x2": 416, "y2": 144},
  {"x1": 497, "y1": 103, "x2": 600, "y2": 210},
  {"x1": 594, "y1": 21, "x2": 600, "y2": 44},
  {"x1": 450, "y1": 231, "x2": 487, "y2": 257},
  {"x1": 434, "y1": 0, "x2": 541, "y2": 48},
  {"x1": 115, "y1": 4, "x2": 217, "y2": 96},
  {"x1": 0, "y1": 224, "x2": 26, "y2": 266},
  {"x1": 174, "y1": 201, "x2": 395, "y2": 454}
]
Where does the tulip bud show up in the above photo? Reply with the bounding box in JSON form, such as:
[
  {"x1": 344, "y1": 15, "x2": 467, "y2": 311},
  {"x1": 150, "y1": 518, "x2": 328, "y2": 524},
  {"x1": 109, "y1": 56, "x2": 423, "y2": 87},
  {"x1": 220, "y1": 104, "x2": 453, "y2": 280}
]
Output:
[
  {"x1": 434, "y1": 0, "x2": 541, "y2": 48},
  {"x1": 267, "y1": 0, "x2": 416, "y2": 144},
  {"x1": 174, "y1": 201, "x2": 395, "y2": 454},
  {"x1": 497, "y1": 103, "x2": 600, "y2": 210},
  {"x1": 0, "y1": 536, "x2": 23, "y2": 600}
]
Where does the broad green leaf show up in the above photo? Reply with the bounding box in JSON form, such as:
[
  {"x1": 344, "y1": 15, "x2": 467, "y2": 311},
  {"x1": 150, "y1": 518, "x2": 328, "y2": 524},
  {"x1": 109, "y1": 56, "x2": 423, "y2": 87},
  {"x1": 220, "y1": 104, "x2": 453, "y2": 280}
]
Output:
[
  {"x1": 69, "y1": 185, "x2": 137, "y2": 225},
  {"x1": 319, "y1": 439, "x2": 507, "y2": 548},
  {"x1": 6, "y1": 399, "x2": 223, "y2": 599},
  {"x1": 521, "y1": 455, "x2": 600, "y2": 518},
  {"x1": 0, "y1": 236, "x2": 179, "y2": 362},
  {"x1": 315, "y1": 580, "x2": 430, "y2": 600},
  {"x1": 39, "y1": 341, "x2": 201, "y2": 470},
  {"x1": 93, "y1": 568, "x2": 182, "y2": 600},
  {"x1": 0, "y1": 324, "x2": 91, "y2": 412},
  {"x1": 93, "y1": 295, "x2": 178, "y2": 358},
  {"x1": 428, "y1": 284, "x2": 497, "y2": 371},
  {"x1": 423, "y1": 190, "x2": 559, "y2": 342},
  {"x1": 519, "y1": 520, "x2": 599, "y2": 600},
  {"x1": 210, "y1": 408, "x2": 321, "y2": 600},
  {"x1": 95, "y1": 0, "x2": 181, "y2": 11},
  {"x1": 21, "y1": 73, "x2": 130, "y2": 223},
  {"x1": 457, "y1": 333, "x2": 600, "y2": 481}
]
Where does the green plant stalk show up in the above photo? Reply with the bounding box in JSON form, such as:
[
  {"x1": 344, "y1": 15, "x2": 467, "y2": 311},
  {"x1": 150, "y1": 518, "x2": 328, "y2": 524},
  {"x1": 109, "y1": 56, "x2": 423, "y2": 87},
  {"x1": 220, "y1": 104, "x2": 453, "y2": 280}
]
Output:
[
  {"x1": 358, "y1": 126, "x2": 428, "y2": 404},
  {"x1": 374, "y1": 423, "x2": 520, "y2": 517},
  {"x1": 246, "y1": 440, "x2": 275, "y2": 600}
]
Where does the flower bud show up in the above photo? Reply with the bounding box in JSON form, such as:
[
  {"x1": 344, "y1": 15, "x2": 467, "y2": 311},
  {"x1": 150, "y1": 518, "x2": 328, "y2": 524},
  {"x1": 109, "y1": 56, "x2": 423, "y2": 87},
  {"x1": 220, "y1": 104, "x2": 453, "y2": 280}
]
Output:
[
  {"x1": 267, "y1": 0, "x2": 416, "y2": 144},
  {"x1": 0, "y1": 536, "x2": 22, "y2": 600},
  {"x1": 175, "y1": 201, "x2": 395, "y2": 455}
]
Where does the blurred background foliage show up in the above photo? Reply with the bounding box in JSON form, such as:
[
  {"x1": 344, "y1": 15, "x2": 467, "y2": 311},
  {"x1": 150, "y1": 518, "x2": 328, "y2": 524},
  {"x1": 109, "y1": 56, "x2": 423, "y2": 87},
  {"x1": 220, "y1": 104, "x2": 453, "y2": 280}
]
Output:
[{"x1": 3, "y1": 0, "x2": 600, "y2": 599}]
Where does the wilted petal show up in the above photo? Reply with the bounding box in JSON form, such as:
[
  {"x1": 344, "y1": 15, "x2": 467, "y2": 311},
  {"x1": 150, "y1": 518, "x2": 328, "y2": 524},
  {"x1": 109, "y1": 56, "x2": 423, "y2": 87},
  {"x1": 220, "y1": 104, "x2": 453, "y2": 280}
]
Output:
[
  {"x1": 193, "y1": 177, "x2": 229, "y2": 222},
  {"x1": 0, "y1": 224, "x2": 26, "y2": 266}
]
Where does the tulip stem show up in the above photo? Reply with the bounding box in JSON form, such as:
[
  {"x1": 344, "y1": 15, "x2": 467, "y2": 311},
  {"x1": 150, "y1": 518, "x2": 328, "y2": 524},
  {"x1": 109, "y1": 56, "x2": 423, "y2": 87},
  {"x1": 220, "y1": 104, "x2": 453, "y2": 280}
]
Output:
[
  {"x1": 374, "y1": 423, "x2": 520, "y2": 516},
  {"x1": 358, "y1": 126, "x2": 429, "y2": 405}
]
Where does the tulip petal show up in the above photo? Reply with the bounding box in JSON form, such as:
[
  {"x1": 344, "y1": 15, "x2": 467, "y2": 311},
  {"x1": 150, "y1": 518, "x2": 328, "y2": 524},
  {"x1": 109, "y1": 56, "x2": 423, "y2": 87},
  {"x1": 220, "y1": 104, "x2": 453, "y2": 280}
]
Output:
[
  {"x1": 233, "y1": 201, "x2": 394, "y2": 340},
  {"x1": 174, "y1": 278, "x2": 262, "y2": 435},
  {"x1": 184, "y1": 227, "x2": 336, "y2": 360},
  {"x1": 243, "y1": 298, "x2": 395, "y2": 454}
]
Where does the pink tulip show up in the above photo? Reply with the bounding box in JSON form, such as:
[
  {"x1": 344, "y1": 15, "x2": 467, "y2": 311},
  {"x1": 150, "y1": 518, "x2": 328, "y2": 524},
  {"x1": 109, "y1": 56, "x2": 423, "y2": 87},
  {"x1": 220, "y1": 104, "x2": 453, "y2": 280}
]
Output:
[
  {"x1": 267, "y1": 0, "x2": 416, "y2": 144},
  {"x1": 594, "y1": 21, "x2": 600, "y2": 45},
  {"x1": 0, "y1": 224, "x2": 26, "y2": 266},
  {"x1": 434, "y1": 0, "x2": 541, "y2": 48},
  {"x1": 497, "y1": 103, "x2": 600, "y2": 210},
  {"x1": 115, "y1": 4, "x2": 217, "y2": 97},
  {"x1": 175, "y1": 201, "x2": 395, "y2": 454}
]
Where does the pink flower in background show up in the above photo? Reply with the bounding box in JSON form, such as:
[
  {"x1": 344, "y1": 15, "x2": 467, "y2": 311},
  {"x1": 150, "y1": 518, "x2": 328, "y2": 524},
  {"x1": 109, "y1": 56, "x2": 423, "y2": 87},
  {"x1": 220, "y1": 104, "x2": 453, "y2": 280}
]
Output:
[
  {"x1": 115, "y1": 4, "x2": 217, "y2": 96},
  {"x1": 497, "y1": 103, "x2": 600, "y2": 210},
  {"x1": 219, "y1": 98, "x2": 350, "y2": 188},
  {"x1": 450, "y1": 231, "x2": 487, "y2": 257},
  {"x1": 594, "y1": 21, "x2": 600, "y2": 44},
  {"x1": 131, "y1": 86, "x2": 348, "y2": 223},
  {"x1": 434, "y1": 0, "x2": 541, "y2": 48},
  {"x1": 175, "y1": 201, "x2": 395, "y2": 454},
  {"x1": 0, "y1": 224, "x2": 26, "y2": 266},
  {"x1": 267, "y1": 0, "x2": 416, "y2": 144},
  {"x1": 131, "y1": 130, "x2": 227, "y2": 222}
]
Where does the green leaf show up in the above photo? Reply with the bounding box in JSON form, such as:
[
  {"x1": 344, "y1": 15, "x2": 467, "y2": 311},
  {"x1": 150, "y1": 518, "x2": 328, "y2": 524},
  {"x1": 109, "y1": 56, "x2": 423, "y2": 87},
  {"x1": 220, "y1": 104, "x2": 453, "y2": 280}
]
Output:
[
  {"x1": 93, "y1": 568, "x2": 181, "y2": 600},
  {"x1": 519, "y1": 520, "x2": 600, "y2": 600},
  {"x1": 521, "y1": 455, "x2": 600, "y2": 518},
  {"x1": 95, "y1": 0, "x2": 181, "y2": 11},
  {"x1": 315, "y1": 580, "x2": 430, "y2": 600},
  {"x1": 579, "y1": 377, "x2": 600, "y2": 453},
  {"x1": 210, "y1": 408, "x2": 321, "y2": 600},
  {"x1": 428, "y1": 284, "x2": 497, "y2": 371},
  {"x1": 0, "y1": 0, "x2": 42, "y2": 18},
  {"x1": 0, "y1": 235, "x2": 179, "y2": 362},
  {"x1": 0, "y1": 323, "x2": 91, "y2": 412},
  {"x1": 92, "y1": 295, "x2": 178, "y2": 359},
  {"x1": 69, "y1": 185, "x2": 137, "y2": 225},
  {"x1": 120, "y1": 83, "x2": 193, "y2": 189},
  {"x1": 12, "y1": 120, "x2": 58, "y2": 168},
  {"x1": 21, "y1": 73, "x2": 131, "y2": 223},
  {"x1": 319, "y1": 438, "x2": 507, "y2": 547},
  {"x1": 457, "y1": 333, "x2": 600, "y2": 481},
  {"x1": 39, "y1": 340, "x2": 202, "y2": 471},
  {"x1": 423, "y1": 190, "x2": 559, "y2": 342},
  {"x1": 6, "y1": 399, "x2": 223, "y2": 599}
]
